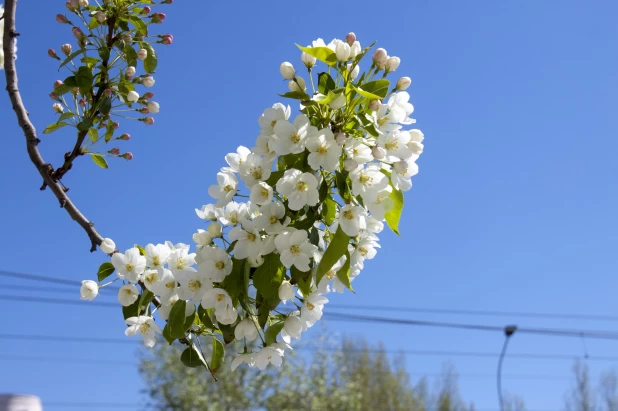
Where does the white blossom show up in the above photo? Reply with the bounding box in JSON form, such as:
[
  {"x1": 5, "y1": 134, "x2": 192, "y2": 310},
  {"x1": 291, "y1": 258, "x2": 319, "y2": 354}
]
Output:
[
  {"x1": 365, "y1": 186, "x2": 394, "y2": 220},
  {"x1": 100, "y1": 238, "x2": 116, "y2": 254},
  {"x1": 338, "y1": 204, "x2": 367, "y2": 237},
  {"x1": 195, "y1": 204, "x2": 218, "y2": 221},
  {"x1": 280, "y1": 62, "x2": 295, "y2": 80},
  {"x1": 151, "y1": 268, "x2": 177, "y2": 300},
  {"x1": 254, "y1": 201, "x2": 288, "y2": 234},
  {"x1": 118, "y1": 284, "x2": 140, "y2": 307},
  {"x1": 306, "y1": 128, "x2": 342, "y2": 172},
  {"x1": 300, "y1": 292, "x2": 328, "y2": 325},
  {"x1": 278, "y1": 280, "x2": 295, "y2": 303},
  {"x1": 80, "y1": 280, "x2": 98, "y2": 301},
  {"x1": 111, "y1": 247, "x2": 146, "y2": 282},
  {"x1": 225, "y1": 146, "x2": 251, "y2": 172},
  {"x1": 391, "y1": 159, "x2": 419, "y2": 192},
  {"x1": 231, "y1": 353, "x2": 255, "y2": 371},
  {"x1": 193, "y1": 229, "x2": 213, "y2": 246},
  {"x1": 177, "y1": 271, "x2": 212, "y2": 301},
  {"x1": 234, "y1": 318, "x2": 258, "y2": 342},
  {"x1": 276, "y1": 169, "x2": 319, "y2": 211},
  {"x1": 255, "y1": 346, "x2": 284, "y2": 370},
  {"x1": 258, "y1": 103, "x2": 291, "y2": 136},
  {"x1": 125, "y1": 316, "x2": 161, "y2": 347},
  {"x1": 238, "y1": 153, "x2": 272, "y2": 187},
  {"x1": 197, "y1": 246, "x2": 233, "y2": 282},
  {"x1": 349, "y1": 163, "x2": 389, "y2": 199},
  {"x1": 229, "y1": 220, "x2": 263, "y2": 259},
  {"x1": 145, "y1": 243, "x2": 171, "y2": 268},
  {"x1": 218, "y1": 201, "x2": 249, "y2": 226},
  {"x1": 344, "y1": 139, "x2": 373, "y2": 165},
  {"x1": 250, "y1": 182, "x2": 273, "y2": 205},
  {"x1": 208, "y1": 170, "x2": 238, "y2": 207},
  {"x1": 275, "y1": 229, "x2": 317, "y2": 272},
  {"x1": 378, "y1": 129, "x2": 414, "y2": 162},
  {"x1": 272, "y1": 114, "x2": 312, "y2": 155}
]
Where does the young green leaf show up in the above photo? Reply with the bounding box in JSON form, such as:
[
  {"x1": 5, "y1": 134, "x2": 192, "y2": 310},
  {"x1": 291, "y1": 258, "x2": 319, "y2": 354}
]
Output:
[
  {"x1": 318, "y1": 72, "x2": 336, "y2": 94},
  {"x1": 336, "y1": 251, "x2": 354, "y2": 292},
  {"x1": 384, "y1": 183, "x2": 404, "y2": 235},
  {"x1": 168, "y1": 300, "x2": 188, "y2": 339},
  {"x1": 97, "y1": 262, "x2": 115, "y2": 282},
  {"x1": 321, "y1": 198, "x2": 337, "y2": 226},
  {"x1": 124, "y1": 44, "x2": 138, "y2": 67},
  {"x1": 91, "y1": 154, "x2": 108, "y2": 169},
  {"x1": 278, "y1": 91, "x2": 310, "y2": 100},
  {"x1": 180, "y1": 344, "x2": 208, "y2": 368},
  {"x1": 253, "y1": 253, "x2": 285, "y2": 299},
  {"x1": 221, "y1": 258, "x2": 245, "y2": 299},
  {"x1": 210, "y1": 337, "x2": 225, "y2": 375},
  {"x1": 140, "y1": 42, "x2": 158, "y2": 73},
  {"x1": 316, "y1": 226, "x2": 350, "y2": 284},
  {"x1": 43, "y1": 122, "x2": 69, "y2": 134},
  {"x1": 264, "y1": 321, "x2": 285, "y2": 345},
  {"x1": 296, "y1": 44, "x2": 337, "y2": 66},
  {"x1": 359, "y1": 79, "x2": 390, "y2": 98}
]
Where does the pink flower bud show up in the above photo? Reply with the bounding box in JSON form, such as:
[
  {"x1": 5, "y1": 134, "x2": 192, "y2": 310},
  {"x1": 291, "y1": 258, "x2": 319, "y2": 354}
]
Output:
[
  {"x1": 345, "y1": 32, "x2": 356, "y2": 46},
  {"x1": 126, "y1": 66, "x2": 136, "y2": 77},
  {"x1": 162, "y1": 34, "x2": 173, "y2": 45},
  {"x1": 48, "y1": 49, "x2": 58, "y2": 59},
  {"x1": 65, "y1": 0, "x2": 79, "y2": 11},
  {"x1": 61, "y1": 44, "x2": 72, "y2": 55},
  {"x1": 53, "y1": 103, "x2": 64, "y2": 113},
  {"x1": 142, "y1": 92, "x2": 154, "y2": 99},
  {"x1": 79, "y1": 99, "x2": 86, "y2": 107},
  {"x1": 368, "y1": 99, "x2": 381, "y2": 111},
  {"x1": 110, "y1": 147, "x2": 120, "y2": 155},
  {"x1": 144, "y1": 116, "x2": 155, "y2": 125},
  {"x1": 50, "y1": 92, "x2": 59, "y2": 101},
  {"x1": 54, "y1": 80, "x2": 64, "y2": 89},
  {"x1": 372, "y1": 48, "x2": 387, "y2": 65},
  {"x1": 335, "y1": 132, "x2": 348, "y2": 146},
  {"x1": 123, "y1": 34, "x2": 133, "y2": 43},
  {"x1": 142, "y1": 75, "x2": 155, "y2": 87},
  {"x1": 95, "y1": 11, "x2": 107, "y2": 23},
  {"x1": 104, "y1": 89, "x2": 112, "y2": 97},
  {"x1": 56, "y1": 14, "x2": 69, "y2": 24},
  {"x1": 137, "y1": 49, "x2": 148, "y2": 61},
  {"x1": 142, "y1": 6, "x2": 151, "y2": 14},
  {"x1": 122, "y1": 152, "x2": 133, "y2": 160},
  {"x1": 112, "y1": 122, "x2": 120, "y2": 129},
  {"x1": 119, "y1": 133, "x2": 131, "y2": 141},
  {"x1": 139, "y1": 107, "x2": 150, "y2": 114},
  {"x1": 152, "y1": 13, "x2": 166, "y2": 23},
  {"x1": 72, "y1": 27, "x2": 83, "y2": 39}
]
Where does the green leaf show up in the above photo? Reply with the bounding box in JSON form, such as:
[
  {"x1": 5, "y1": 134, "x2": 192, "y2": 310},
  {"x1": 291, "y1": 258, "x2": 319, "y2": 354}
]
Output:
[
  {"x1": 122, "y1": 298, "x2": 140, "y2": 320},
  {"x1": 53, "y1": 84, "x2": 75, "y2": 96},
  {"x1": 104, "y1": 128, "x2": 114, "y2": 143},
  {"x1": 168, "y1": 300, "x2": 188, "y2": 339},
  {"x1": 277, "y1": 153, "x2": 308, "y2": 172},
  {"x1": 210, "y1": 337, "x2": 225, "y2": 375},
  {"x1": 81, "y1": 56, "x2": 99, "y2": 69},
  {"x1": 359, "y1": 79, "x2": 390, "y2": 99},
  {"x1": 221, "y1": 258, "x2": 245, "y2": 299},
  {"x1": 384, "y1": 182, "x2": 404, "y2": 236},
  {"x1": 266, "y1": 170, "x2": 284, "y2": 187},
  {"x1": 88, "y1": 17, "x2": 100, "y2": 29},
  {"x1": 197, "y1": 305, "x2": 216, "y2": 330},
  {"x1": 297, "y1": 277, "x2": 312, "y2": 298},
  {"x1": 129, "y1": 15, "x2": 148, "y2": 35},
  {"x1": 58, "y1": 112, "x2": 75, "y2": 121},
  {"x1": 321, "y1": 198, "x2": 337, "y2": 226},
  {"x1": 181, "y1": 344, "x2": 208, "y2": 368},
  {"x1": 43, "y1": 122, "x2": 69, "y2": 134},
  {"x1": 135, "y1": 245, "x2": 146, "y2": 256},
  {"x1": 87, "y1": 128, "x2": 99, "y2": 143},
  {"x1": 91, "y1": 154, "x2": 108, "y2": 169},
  {"x1": 97, "y1": 262, "x2": 115, "y2": 281},
  {"x1": 353, "y1": 85, "x2": 382, "y2": 100},
  {"x1": 75, "y1": 66, "x2": 94, "y2": 95},
  {"x1": 63, "y1": 76, "x2": 78, "y2": 87},
  {"x1": 278, "y1": 91, "x2": 310, "y2": 100},
  {"x1": 77, "y1": 118, "x2": 92, "y2": 131},
  {"x1": 98, "y1": 46, "x2": 110, "y2": 61},
  {"x1": 335, "y1": 171, "x2": 352, "y2": 203},
  {"x1": 253, "y1": 253, "x2": 284, "y2": 300},
  {"x1": 124, "y1": 44, "x2": 137, "y2": 67},
  {"x1": 59, "y1": 50, "x2": 84, "y2": 70},
  {"x1": 140, "y1": 42, "x2": 158, "y2": 73},
  {"x1": 318, "y1": 72, "x2": 336, "y2": 94},
  {"x1": 336, "y1": 251, "x2": 354, "y2": 291},
  {"x1": 316, "y1": 226, "x2": 350, "y2": 284},
  {"x1": 265, "y1": 321, "x2": 285, "y2": 345},
  {"x1": 139, "y1": 289, "x2": 155, "y2": 314},
  {"x1": 296, "y1": 44, "x2": 337, "y2": 66},
  {"x1": 99, "y1": 97, "x2": 112, "y2": 115},
  {"x1": 318, "y1": 179, "x2": 329, "y2": 202},
  {"x1": 313, "y1": 91, "x2": 340, "y2": 106}
]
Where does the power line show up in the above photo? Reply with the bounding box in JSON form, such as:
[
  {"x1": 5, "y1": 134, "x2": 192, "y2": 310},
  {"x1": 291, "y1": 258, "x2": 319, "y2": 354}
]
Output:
[
  {"x1": 3, "y1": 269, "x2": 618, "y2": 323},
  {"x1": 1, "y1": 333, "x2": 617, "y2": 362}
]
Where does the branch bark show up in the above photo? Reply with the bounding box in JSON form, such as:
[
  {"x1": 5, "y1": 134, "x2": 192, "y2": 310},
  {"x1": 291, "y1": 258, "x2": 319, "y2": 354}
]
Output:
[{"x1": 3, "y1": 0, "x2": 103, "y2": 252}]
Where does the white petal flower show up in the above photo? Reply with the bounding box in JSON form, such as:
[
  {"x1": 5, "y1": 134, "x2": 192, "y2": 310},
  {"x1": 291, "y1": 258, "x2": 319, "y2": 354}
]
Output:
[
  {"x1": 387, "y1": 92, "x2": 415, "y2": 125},
  {"x1": 391, "y1": 160, "x2": 419, "y2": 192},
  {"x1": 278, "y1": 280, "x2": 295, "y2": 303},
  {"x1": 111, "y1": 247, "x2": 146, "y2": 282},
  {"x1": 258, "y1": 103, "x2": 291, "y2": 136},
  {"x1": 234, "y1": 318, "x2": 258, "y2": 342},
  {"x1": 151, "y1": 268, "x2": 177, "y2": 300},
  {"x1": 216, "y1": 304, "x2": 238, "y2": 325},
  {"x1": 80, "y1": 280, "x2": 99, "y2": 301},
  {"x1": 167, "y1": 244, "x2": 197, "y2": 278},
  {"x1": 301, "y1": 50, "x2": 316, "y2": 68},
  {"x1": 344, "y1": 139, "x2": 374, "y2": 165},
  {"x1": 306, "y1": 128, "x2": 342, "y2": 172},
  {"x1": 201, "y1": 288, "x2": 233, "y2": 312},
  {"x1": 250, "y1": 182, "x2": 273, "y2": 206},
  {"x1": 145, "y1": 243, "x2": 171, "y2": 268},
  {"x1": 329, "y1": 93, "x2": 346, "y2": 110},
  {"x1": 276, "y1": 169, "x2": 319, "y2": 211},
  {"x1": 231, "y1": 353, "x2": 255, "y2": 371},
  {"x1": 283, "y1": 314, "x2": 303, "y2": 340},
  {"x1": 365, "y1": 186, "x2": 394, "y2": 221},
  {"x1": 317, "y1": 255, "x2": 346, "y2": 294},
  {"x1": 349, "y1": 163, "x2": 389, "y2": 199},
  {"x1": 274, "y1": 229, "x2": 317, "y2": 272},
  {"x1": 127, "y1": 91, "x2": 139, "y2": 102},
  {"x1": 197, "y1": 246, "x2": 233, "y2": 282},
  {"x1": 254, "y1": 201, "x2": 288, "y2": 234},
  {"x1": 407, "y1": 129, "x2": 425, "y2": 156},
  {"x1": 100, "y1": 238, "x2": 115, "y2": 254},
  {"x1": 280, "y1": 62, "x2": 295, "y2": 80},
  {"x1": 228, "y1": 220, "x2": 263, "y2": 259},
  {"x1": 338, "y1": 204, "x2": 367, "y2": 237},
  {"x1": 195, "y1": 204, "x2": 219, "y2": 221},
  {"x1": 351, "y1": 236, "x2": 380, "y2": 268},
  {"x1": 225, "y1": 146, "x2": 251, "y2": 172},
  {"x1": 272, "y1": 114, "x2": 312, "y2": 155},
  {"x1": 255, "y1": 346, "x2": 284, "y2": 370},
  {"x1": 300, "y1": 292, "x2": 328, "y2": 326},
  {"x1": 193, "y1": 229, "x2": 213, "y2": 246},
  {"x1": 217, "y1": 201, "x2": 249, "y2": 226},
  {"x1": 177, "y1": 271, "x2": 212, "y2": 301},
  {"x1": 336, "y1": 42, "x2": 351, "y2": 61},
  {"x1": 288, "y1": 76, "x2": 306, "y2": 93},
  {"x1": 239, "y1": 153, "x2": 272, "y2": 187},
  {"x1": 378, "y1": 129, "x2": 414, "y2": 162},
  {"x1": 118, "y1": 284, "x2": 139, "y2": 307},
  {"x1": 124, "y1": 316, "x2": 162, "y2": 347},
  {"x1": 156, "y1": 295, "x2": 195, "y2": 321},
  {"x1": 208, "y1": 170, "x2": 238, "y2": 207}
]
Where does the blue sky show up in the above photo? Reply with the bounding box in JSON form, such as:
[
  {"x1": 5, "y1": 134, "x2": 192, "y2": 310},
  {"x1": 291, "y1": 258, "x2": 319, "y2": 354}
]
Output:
[{"x1": 1, "y1": 0, "x2": 618, "y2": 409}]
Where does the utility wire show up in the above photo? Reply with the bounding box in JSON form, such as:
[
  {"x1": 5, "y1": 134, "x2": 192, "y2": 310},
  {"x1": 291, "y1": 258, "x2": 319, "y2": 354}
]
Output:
[{"x1": 3, "y1": 269, "x2": 618, "y2": 322}]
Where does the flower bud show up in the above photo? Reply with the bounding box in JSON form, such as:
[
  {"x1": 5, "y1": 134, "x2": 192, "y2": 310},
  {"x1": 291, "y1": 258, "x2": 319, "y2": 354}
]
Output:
[
  {"x1": 137, "y1": 49, "x2": 148, "y2": 61},
  {"x1": 127, "y1": 91, "x2": 139, "y2": 102},
  {"x1": 396, "y1": 76, "x2": 411, "y2": 91},
  {"x1": 112, "y1": 122, "x2": 120, "y2": 129},
  {"x1": 280, "y1": 62, "x2": 295, "y2": 80},
  {"x1": 368, "y1": 99, "x2": 381, "y2": 111},
  {"x1": 49, "y1": 92, "x2": 59, "y2": 101},
  {"x1": 104, "y1": 89, "x2": 112, "y2": 97},
  {"x1": 207, "y1": 222, "x2": 223, "y2": 238},
  {"x1": 142, "y1": 75, "x2": 155, "y2": 87},
  {"x1": 344, "y1": 158, "x2": 359, "y2": 171},
  {"x1": 385, "y1": 56, "x2": 400, "y2": 73},
  {"x1": 142, "y1": 6, "x2": 151, "y2": 14},
  {"x1": 52, "y1": 103, "x2": 64, "y2": 113},
  {"x1": 122, "y1": 152, "x2": 133, "y2": 160},
  {"x1": 288, "y1": 77, "x2": 306, "y2": 93},
  {"x1": 193, "y1": 229, "x2": 213, "y2": 246},
  {"x1": 66, "y1": 0, "x2": 79, "y2": 10},
  {"x1": 144, "y1": 116, "x2": 155, "y2": 125},
  {"x1": 350, "y1": 41, "x2": 361, "y2": 59},
  {"x1": 80, "y1": 280, "x2": 99, "y2": 301},
  {"x1": 152, "y1": 13, "x2": 166, "y2": 23},
  {"x1": 335, "y1": 132, "x2": 348, "y2": 146},
  {"x1": 123, "y1": 34, "x2": 133, "y2": 43},
  {"x1": 61, "y1": 44, "x2": 72, "y2": 56},
  {"x1": 72, "y1": 27, "x2": 83, "y2": 40},
  {"x1": 372, "y1": 146, "x2": 386, "y2": 160},
  {"x1": 336, "y1": 42, "x2": 351, "y2": 62},
  {"x1": 301, "y1": 51, "x2": 316, "y2": 69},
  {"x1": 143, "y1": 92, "x2": 155, "y2": 100},
  {"x1": 100, "y1": 237, "x2": 116, "y2": 254},
  {"x1": 373, "y1": 48, "x2": 387, "y2": 65},
  {"x1": 139, "y1": 107, "x2": 150, "y2": 114},
  {"x1": 345, "y1": 32, "x2": 356, "y2": 46},
  {"x1": 394, "y1": 160, "x2": 409, "y2": 175},
  {"x1": 109, "y1": 147, "x2": 120, "y2": 155},
  {"x1": 347, "y1": 63, "x2": 359, "y2": 80},
  {"x1": 78, "y1": 0, "x2": 89, "y2": 7},
  {"x1": 162, "y1": 34, "x2": 173, "y2": 45},
  {"x1": 119, "y1": 133, "x2": 131, "y2": 141},
  {"x1": 329, "y1": 93, "x2": 346, "y2": 110},
  {"x1": 79, "y1": 99, "x2": 86, "y2": 107},
  {"x1": 125, "y1": 66, "x2": 136, "y2": 78},
  {"x1": 56, "y1": 14, "x2": 69, "y2": 24},
  {"x1": 278, "y1": 280, "x2": 295, "y2": 303},
  {"x1": 95, "y1": 11, "x2": 107, "y2": 23},
  {"x1": 48, "y1": 49, "x2": 58, "y2": 59},
  {"x1": 147, "y1": 101, "x2": 160, "y2": 113},
  {"x1": 53, "y1": 80, "x2": 64, "y2": 89}
]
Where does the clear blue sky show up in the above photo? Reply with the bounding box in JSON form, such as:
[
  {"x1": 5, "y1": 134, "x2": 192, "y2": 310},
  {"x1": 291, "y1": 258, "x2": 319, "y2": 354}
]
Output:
[{"x1": 1, "y1": 0, "x2": 618, "y2": 409}]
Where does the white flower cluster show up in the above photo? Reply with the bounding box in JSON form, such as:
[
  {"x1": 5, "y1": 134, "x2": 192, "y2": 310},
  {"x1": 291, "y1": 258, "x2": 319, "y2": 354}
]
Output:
[{"x1": 82, "y1": 34, "x2": 425, "y2": 373}]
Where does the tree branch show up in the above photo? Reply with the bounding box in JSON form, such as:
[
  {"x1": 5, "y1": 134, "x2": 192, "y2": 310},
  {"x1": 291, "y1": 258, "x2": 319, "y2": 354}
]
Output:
[{"x1": 3, "y1": 0, "x2": 103, "y2": 252}]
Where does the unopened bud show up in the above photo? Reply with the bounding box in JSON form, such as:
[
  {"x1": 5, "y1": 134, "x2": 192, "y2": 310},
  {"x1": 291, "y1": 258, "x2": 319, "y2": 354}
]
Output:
[
  {"x1": 48, "y1": 49, "x2": 59, "y2": 59},
  {"x1": 118, "y1": 133, "x2": 131, "y2": 141},
  {"x1": 122, "y1": 152, "x2": 133, "y2": 160},
  {"x1": 104, "y1": 89, "x2": 112, "y2": 97},
  {"x1": 127, "y1": 91, "x2": 140, "y2": 102},
  {"x1": 100, "y1": 238, "x2": 116, "y2": 254},
  {"x1": 161, "y1": 34, "x2": 173, "y2": 45},
  {"x1": 137, "y1": 49, "x2": 148, "y2": 60},
  {"x1": 142, "y1": 6, "x2": 151, "y2": 14},
  {"x1": 123, "y1": 34, "x2": 133, "y2": 43},
  {"x1": 288, "y1": 77, "x2": 306, "y2": 93},
  {"x1": 280, "y1": 62, "x2": 295, "y2": 80},
  {"x1": 368, "y1": 99, "x2": 381, "y2": 111},
  {"x1": 396, "y1": 77, "x2": 411, "y2": 91},
  {"x1": 126, "y1": 66, "x2": 136, "y2": 78},
  {"x1": 112, "y1": 122, "x2": 120, "y2": 129},
  {"x1": 95, "y1": 11, "x2": 107, "y2": 23},
  {"x1": 79, "y1": 99, "x2": 86, "y2": 107},
  {"x1": 61, "y1": 44, "x2": 72, "y2": 56},
  {"x1": 53, "y1": 80, "x2": 64, "y2": 89},
  {"x1": 56, "y1": 14, "x2": 69, "y2": 24},
  {"x1": 110, "y1": 147, "x2": 120, "y2": 155},
  {"x1": 72, "y1": 27, "x2": 83, "y2": 40},
  {"x1": 385, "y1": 56, "x2": 400, "y2": 73},
  {"x1": 78, "y1": 0, "x2": 89, "y2": 7},
  {"x1": 142, "y1": 92, "x2": 154, "y2": 99},
  {"x1": 344, "y1": 158, "x2": 359, "y2": 172},
  {"x1": 66, "y1": 0, "x2": 79, "y2": 10},
  {"x1": 207, "y1": 222, "x2": 223, "y2": 238},
  {"x1": 371, "y1": 146, "x2": 386, "y2": 160},
  {"x1": 372, "y1": 48, "x2": 387, "y2": 65},
  {"x1": 152, "y1": 13, "x2": 166, "y2": 23},
  {"x1": 142, "y1": 75, "x2": 155, "y2": 87},
  {"x1": 335, "y1": 132, "x2": 348, "y2": 146},
  {"x1": 147, "y1": 101, "x2": 160, "y2": 113},
  {"x1": 345, "y1": 32, "x2": 356, "y2": 46},
  {"x1": 144, "y1": 116, "x2": 155, "y2": 125},
  {"x1": 49, "y1": 92, "x2": 59, "y2": 101},
  {"x1": 139, "y1": 107, "x2": 150, "y2": 114},
  {"x1": 52, "y1": 103, "x2": 64, "y2": 113}
]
